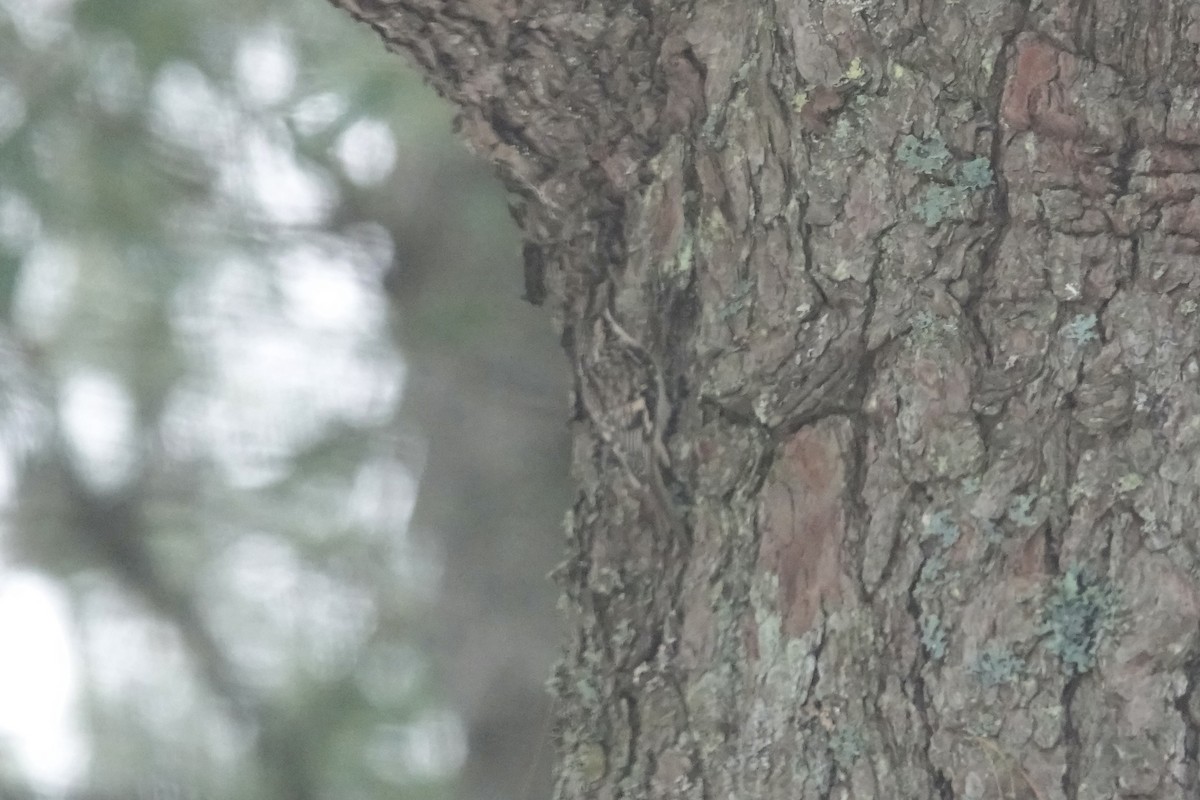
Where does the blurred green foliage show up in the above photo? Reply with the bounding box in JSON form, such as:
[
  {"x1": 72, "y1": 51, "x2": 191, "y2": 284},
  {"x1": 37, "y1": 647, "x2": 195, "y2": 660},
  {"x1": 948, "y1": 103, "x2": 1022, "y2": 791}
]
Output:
[{"x1": 0, "y1": 0, "x2": 524, "y2": 798}]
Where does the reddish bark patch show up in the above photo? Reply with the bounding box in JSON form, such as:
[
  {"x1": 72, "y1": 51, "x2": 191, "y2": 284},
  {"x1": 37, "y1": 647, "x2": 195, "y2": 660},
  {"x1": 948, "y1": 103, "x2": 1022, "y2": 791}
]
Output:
[
  {"x1": 658, "y1": 34, "x2": 706, "y2": 135},
  {"x1": 1001, "y1": 35, "x2": 1084, "y2": 140},
  {"x1": 1013, "y1": 529, "x2": 1045, "y2": 578},
  {"x1": 759, "y1": 419, "x2": 850, "y2": 636},
  {"x1": 649, "y1": 164, "x2": 686, "y2": 265},
  {"x1": 798, "y1": 86, "x2": 844, "y2": 134}
]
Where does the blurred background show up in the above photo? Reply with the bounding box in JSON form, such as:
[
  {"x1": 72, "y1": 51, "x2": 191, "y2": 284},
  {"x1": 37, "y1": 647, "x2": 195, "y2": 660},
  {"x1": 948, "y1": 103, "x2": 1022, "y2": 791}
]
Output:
[{"x1": 0, "y1": 1, "x2": 569, "y2": 799}]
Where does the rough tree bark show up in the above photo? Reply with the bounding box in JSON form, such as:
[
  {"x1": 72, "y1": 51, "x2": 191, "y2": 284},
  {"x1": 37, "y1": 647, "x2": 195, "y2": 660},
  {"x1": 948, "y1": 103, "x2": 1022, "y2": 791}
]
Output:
[{"x1": 327, "y1": 1, "x2": 1200, "y2": 798}]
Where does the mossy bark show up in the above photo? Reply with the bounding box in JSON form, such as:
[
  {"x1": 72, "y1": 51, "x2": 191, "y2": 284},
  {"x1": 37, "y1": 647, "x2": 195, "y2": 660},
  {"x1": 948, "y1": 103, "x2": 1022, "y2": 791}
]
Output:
[{"x1": 328, "y1": 1, "x2": 1200, "y2": 797}]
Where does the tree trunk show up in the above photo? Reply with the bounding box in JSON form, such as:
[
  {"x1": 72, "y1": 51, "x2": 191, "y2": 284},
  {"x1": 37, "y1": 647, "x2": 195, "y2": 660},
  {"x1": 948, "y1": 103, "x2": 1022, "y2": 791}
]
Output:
[{"x1": 328, "y1": 1, "x2": 1200, "y2": 797}]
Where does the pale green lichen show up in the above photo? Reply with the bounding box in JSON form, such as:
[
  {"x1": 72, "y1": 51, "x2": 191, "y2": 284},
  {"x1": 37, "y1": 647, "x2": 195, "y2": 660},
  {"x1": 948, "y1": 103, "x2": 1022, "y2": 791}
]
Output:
[
  {"x1": 914, "y1": 185, "x2": 967, "y2": 226},
  {"x1": 1061, "y1": 313, "x2": 1099, "y2": 345},
  {"x1": 717, "y1": 280, "x2": 755, "y2": 320},
  {"x1": 1115, "y1": 473, "x2": 1144, "y2": 493},
  {"x1": 956, "y1": 157, "x2": 994, "y2": 190},
  {"x1": 1007, "y1": 494, "x2": 1039, "y2": 527},
  {"x1": 574, "y1": 742, "x2": 607, "y2": 785},
  {"x1": 969, "y1": 643, "x2": 1024, "y2": 687},
  {"x1": 832, "y1": 115, "x2": 856, "y2": 142},
  {"x1": 843, "y1": 57, "x2": 866, "y2": 81},
  {"x1": 1040, "y1": 565, "x2": 1122, "y2": 674},
  {"x1": 924, "y1": 509, "x2": 960, "y2": 548},
  {"x1": 909, "y1": 309, "x2": 958, "y2": 343},
  {"x1": 750, "y1": 573, "x2": 817, "y2": 696},
  {"x1": 672, "y1": 229, "x2": 695, "y2": 275},
  {"x1": 898, "y1": 135, "x2": 992, "y2": 226},
  {"x1": 919, "y1": 552, "x2": 948, "y2": 587},
  {"x1": 920, "y1": 613, "x2": 948, "y2": 660},
  {"x1": 897, "y1": 133, "x2": 952, "y2": 174},
  {"x1": 829, "y1": 726, "x2": 864, "y2": 768}
]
